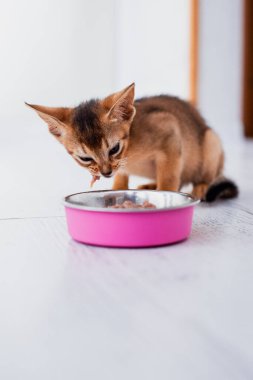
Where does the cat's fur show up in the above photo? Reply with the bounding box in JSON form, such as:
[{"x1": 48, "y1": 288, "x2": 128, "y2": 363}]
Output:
[{"x1": 26, "y1": 83, "x2": 238, "y2": 201}]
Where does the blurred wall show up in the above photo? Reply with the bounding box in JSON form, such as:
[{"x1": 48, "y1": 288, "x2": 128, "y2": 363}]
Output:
[
  {"x1": 198, "y1": 0, "x2": 243, "y2": 138},
  {"x1": 0, "y1": 0, "x2": 191, "y2": 128},
  {"x1": 115, "y1": 0, "x2": 190, "y2": 98},
  {"x1": 0, "y1": 0, "x2": 243, "y2": 138},
  {"x1": 0, "y1": 0, "x2": 115, "y2": 126}
]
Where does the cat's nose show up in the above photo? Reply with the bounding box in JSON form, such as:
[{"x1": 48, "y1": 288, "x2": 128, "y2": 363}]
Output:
[{"x1": 101, "y1": 170, "x2": 113, "y2": 178}]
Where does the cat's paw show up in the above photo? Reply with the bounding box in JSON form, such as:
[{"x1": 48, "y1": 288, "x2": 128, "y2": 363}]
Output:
[
  {"x1": 137, "y1": 183, "x2": 157, "y2": 190},
  {"x1": 192, "y1": 183, "x2": 208, "y2": 200}
]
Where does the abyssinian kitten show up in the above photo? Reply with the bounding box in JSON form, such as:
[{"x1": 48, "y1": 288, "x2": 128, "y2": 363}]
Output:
[{"x1": 26, "y1": 83, "x2": 238, "y2": 201}]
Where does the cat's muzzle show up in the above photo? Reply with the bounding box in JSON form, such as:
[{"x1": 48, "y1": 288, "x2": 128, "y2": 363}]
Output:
[{"x1": 101, "y1": 170, "x2": 113, "y2": 178}]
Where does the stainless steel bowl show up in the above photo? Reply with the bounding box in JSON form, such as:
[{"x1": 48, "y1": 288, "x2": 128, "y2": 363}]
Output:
[
  {"x1": 64, "y1": 190, "x2": 200, "y2": 247},
  {"x1": 64, "y1": 190, "x2": 199, "y2": 213}
]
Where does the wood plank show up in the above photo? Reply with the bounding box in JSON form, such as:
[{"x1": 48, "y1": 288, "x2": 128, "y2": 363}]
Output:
[
  {"x1": 242, "y1": 0, "x2": 253, "y2": 137},
  {"x1": 189, "y1": 0, "x2": 199, "y2": 105}
]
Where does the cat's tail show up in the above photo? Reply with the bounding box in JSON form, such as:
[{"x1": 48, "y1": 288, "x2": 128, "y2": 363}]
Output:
[{"x1": 205, "y1": 176, "x2": 239, "y2": 202}]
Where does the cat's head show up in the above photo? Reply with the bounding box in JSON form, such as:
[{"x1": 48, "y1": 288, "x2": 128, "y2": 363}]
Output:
[{"x1": 26, "y1": 83, "x2": 135, "y2": 178}]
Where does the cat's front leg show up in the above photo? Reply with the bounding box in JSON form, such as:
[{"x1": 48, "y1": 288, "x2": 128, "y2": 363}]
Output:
[
  {"x1": 156, "y1": 153, "x2": 182, "y2": 191},
  {"x1": 112, "y1": 173, "x2": 129, "y2": 190}
]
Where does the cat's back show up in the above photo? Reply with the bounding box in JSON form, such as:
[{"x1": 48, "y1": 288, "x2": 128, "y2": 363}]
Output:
[{"x1": 134, "y1": 95, "x2": 209, "y2": 137}]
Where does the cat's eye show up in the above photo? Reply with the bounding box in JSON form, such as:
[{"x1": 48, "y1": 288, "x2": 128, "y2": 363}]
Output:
[
  {"x1": 109, "y1": 142, "x2": 120, "y2": 156},
  {"x1": 79, "y1": 156, "x2": 93, "y2": 163}
]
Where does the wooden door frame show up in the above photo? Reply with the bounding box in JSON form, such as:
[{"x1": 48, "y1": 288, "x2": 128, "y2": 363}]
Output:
[
  {"x1": 189, "y1": 0, "x2": 199, "y2": 106},
  {"x1": 242, "y1": 0, "x2": 253, "y2": 137}
]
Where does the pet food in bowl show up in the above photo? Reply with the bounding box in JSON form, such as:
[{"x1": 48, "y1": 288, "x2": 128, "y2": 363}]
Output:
[{"x1": 64, "y1": 190, "x2": 199, "y2": 247}]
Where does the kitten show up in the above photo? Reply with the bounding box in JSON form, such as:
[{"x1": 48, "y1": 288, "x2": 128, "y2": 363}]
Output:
[{"x1": 26, "y1": 83, "x2": 238, "y2": 201}]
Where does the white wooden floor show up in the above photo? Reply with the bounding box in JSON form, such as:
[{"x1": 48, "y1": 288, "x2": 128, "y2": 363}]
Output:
[{"x1": 1, "y1": 124, "x2": 253, "y2": 379}]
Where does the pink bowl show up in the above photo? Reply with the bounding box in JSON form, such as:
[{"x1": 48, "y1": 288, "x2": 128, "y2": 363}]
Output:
[{"x1": 64, "y1": 190, "x2": 199, "y2": 248}]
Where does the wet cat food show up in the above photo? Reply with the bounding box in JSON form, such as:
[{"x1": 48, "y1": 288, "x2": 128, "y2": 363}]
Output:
[
  {"x1": 109, "y1": 200, "x2": 156, "y2": 209},
  {"x1": 90, "y1": 175, "x2": 100, "y2": 188}
]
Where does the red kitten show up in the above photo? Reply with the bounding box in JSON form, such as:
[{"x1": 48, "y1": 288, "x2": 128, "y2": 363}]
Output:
[{"x1": 26, "y1": 83, "x2": 238, "y2": 201}]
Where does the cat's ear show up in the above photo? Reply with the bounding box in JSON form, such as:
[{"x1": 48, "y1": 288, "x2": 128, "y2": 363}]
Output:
[
  {"x1": 25, "y1": 103, "x2": 72, "y2": 138},
  {"x1": 102, "y1": 83, "x2": 136, "y2": 123}
]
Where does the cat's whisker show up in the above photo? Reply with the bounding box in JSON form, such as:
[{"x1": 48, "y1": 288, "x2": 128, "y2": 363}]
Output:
[
  {"x1": 118, "y1": 158, "x2": 128, "y2": 165},
  {"x1": 118, "y1": 163, "x2": 127, "y2": 170},
  {"x1": 118, "y1": 159, "x2": 128, "y2": 167}
]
